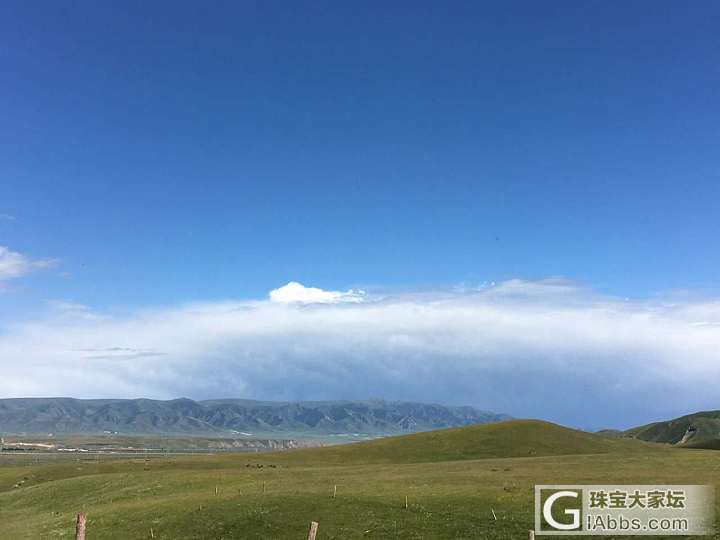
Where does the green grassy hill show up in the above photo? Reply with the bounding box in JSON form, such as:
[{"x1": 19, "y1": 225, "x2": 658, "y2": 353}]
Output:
[
  {"x1": 276, "y1": 419, "x2": 652, "y2": 465},
  {"x1": 626, "y1": 410, "x2": 720, "y2": 448}
]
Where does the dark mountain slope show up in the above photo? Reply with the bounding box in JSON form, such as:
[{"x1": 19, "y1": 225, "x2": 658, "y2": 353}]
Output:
[{"x1": 626, "y1": 410, "x2": 720, "y2": 448}]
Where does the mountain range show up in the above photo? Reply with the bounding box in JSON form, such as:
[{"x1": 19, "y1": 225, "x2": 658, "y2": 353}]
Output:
[{"x1": 0, "y1": 397, "x2": 509, "y2": 436}]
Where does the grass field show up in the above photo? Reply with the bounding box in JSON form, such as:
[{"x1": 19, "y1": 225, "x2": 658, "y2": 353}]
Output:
[{"x1": 1, "y1": 420, "x2": 718, "y2": 539}]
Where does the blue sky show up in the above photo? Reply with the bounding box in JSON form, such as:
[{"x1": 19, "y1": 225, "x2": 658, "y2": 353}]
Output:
[{"x1": 1, "y1": 2, "x2": 719, "y2": 428}]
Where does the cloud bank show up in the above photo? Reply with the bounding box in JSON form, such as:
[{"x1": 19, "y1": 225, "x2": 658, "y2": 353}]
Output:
[{"x1": 2, "y1": 280, "x2": 720, "y2": 429}]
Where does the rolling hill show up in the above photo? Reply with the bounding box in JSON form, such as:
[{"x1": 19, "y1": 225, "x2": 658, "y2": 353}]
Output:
[
  {"x1": 625, "y1": 410, "x2": 720, "y2": 448},
  {"x1": 0, "y1": 397, "x2": 508, "y2": 436},
  {"x1": 274, "y1": 418, "x2": 654, "y2": 465}
]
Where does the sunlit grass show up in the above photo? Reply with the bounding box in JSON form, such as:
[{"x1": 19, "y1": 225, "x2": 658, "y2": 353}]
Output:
[{"x1": 1, "y1": 421, "x2": 717, "y2": 539}]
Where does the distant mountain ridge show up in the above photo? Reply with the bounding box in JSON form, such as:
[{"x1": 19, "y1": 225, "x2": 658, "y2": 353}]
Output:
[{"x1": 0, "y1": 397, "x2": 509, "y2": 436}]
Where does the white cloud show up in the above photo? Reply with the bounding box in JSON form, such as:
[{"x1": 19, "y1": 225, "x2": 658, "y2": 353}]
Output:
[
  {"x1": 1, "y1": 279, "x2": 720, "y2": 429},
  {"x1": 269, "y1": 281, "x2": 366, "y2": 304},
  {"x1": 0, "y1": 246, "x2": 56, "y2": 281},
  {"x1": 48, "y1": 301, "x2": 108, "y2": 321}
]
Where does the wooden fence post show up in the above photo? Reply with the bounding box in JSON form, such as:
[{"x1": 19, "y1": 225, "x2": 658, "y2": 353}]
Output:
[
  {"x1": 529, "y1": 530, "x2": 535, "y2": 540},
  {"x1": 307, "y1": 521, "x2": 319, "y2": 540},
  {"x1": 75, "y1": 513, "x2": 87, "y2": 540}
]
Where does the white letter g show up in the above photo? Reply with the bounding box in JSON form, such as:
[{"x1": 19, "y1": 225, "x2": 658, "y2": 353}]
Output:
[{"x1": 543, "y1": 490, "x2": 580, "y2": 530}]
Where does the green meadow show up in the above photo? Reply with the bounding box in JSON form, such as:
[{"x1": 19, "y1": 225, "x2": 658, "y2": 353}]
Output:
[{"x1": 1, "y1": 420, "x2": 718, "y2": 539}]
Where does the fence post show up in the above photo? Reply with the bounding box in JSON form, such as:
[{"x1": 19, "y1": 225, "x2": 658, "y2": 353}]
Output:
[
  {"x1": 529, "y1": 530, "x2": 535, "y2": 540},
  {"x1": 75, "y1": 513, "x2": 87, "y2": 540},
  {"x1": 307, "y1": 521, "x2": 319, "y2": 540}
]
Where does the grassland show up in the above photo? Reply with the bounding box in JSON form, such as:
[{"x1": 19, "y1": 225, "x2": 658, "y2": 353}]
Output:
[{"x1": 0, "y1": 420, "x2": 718, "y2": 539}]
